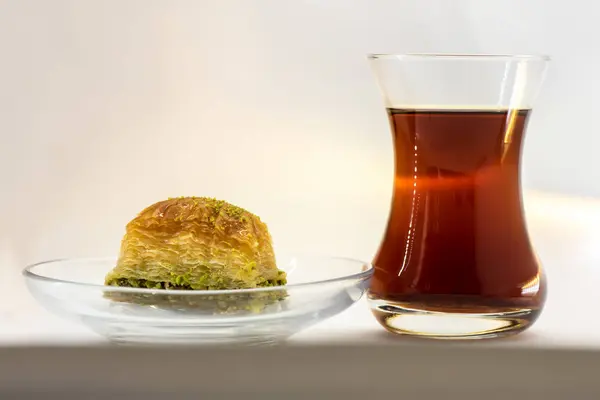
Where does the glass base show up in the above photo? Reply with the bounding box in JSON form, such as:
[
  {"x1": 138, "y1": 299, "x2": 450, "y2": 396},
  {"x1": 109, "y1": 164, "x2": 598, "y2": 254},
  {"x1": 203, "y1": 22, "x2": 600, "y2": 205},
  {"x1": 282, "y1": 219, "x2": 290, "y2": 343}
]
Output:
[
  {"x1": 369, "y1": 298, "x2": 541, "y2": 339},
  {"x1": 106, "y1": 334, "x2": 283, "y2": 346},
  {"x1": 88, "y1": 322, "x2": 289, "y2": 346}
]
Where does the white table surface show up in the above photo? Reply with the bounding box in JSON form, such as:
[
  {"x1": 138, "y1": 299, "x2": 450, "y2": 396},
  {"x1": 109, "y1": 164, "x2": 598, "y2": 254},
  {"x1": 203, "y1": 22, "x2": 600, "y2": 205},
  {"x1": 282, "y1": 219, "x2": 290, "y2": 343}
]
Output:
[{"x1": 2, "y1": 190, "x2": 600, "y2": 349}]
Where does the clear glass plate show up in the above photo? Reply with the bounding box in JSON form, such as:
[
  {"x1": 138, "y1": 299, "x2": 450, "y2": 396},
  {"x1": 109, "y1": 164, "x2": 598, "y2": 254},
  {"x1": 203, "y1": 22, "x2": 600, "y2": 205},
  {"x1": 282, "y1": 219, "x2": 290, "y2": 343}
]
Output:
[{"x1": 23, "y1": 255, "x2": 373, "y2": 345}]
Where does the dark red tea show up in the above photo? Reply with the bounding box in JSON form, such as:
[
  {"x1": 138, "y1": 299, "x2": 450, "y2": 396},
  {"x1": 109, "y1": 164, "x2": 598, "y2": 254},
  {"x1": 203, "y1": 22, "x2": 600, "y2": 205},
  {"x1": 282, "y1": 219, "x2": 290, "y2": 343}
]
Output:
[{"x1": 370, "y1": 109, "x2": 545, "y2": 320}]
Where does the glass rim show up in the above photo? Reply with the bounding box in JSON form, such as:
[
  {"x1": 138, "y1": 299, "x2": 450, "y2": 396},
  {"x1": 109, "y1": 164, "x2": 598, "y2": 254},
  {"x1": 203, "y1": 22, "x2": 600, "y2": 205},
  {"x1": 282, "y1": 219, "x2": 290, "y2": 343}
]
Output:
[
  {"x1": 22, "y1": 256, "x2": 374, "y2": 296},
  {"x1": 367, "y1": 53, "x2": 551, "y2": 62}
]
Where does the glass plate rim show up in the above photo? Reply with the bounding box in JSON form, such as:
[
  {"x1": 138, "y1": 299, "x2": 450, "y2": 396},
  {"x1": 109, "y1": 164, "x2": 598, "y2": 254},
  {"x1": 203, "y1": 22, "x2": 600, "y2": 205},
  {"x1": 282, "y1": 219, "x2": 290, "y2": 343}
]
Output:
[{"x1": 22, "y1": 256, "x2": 374, "y2": 296}]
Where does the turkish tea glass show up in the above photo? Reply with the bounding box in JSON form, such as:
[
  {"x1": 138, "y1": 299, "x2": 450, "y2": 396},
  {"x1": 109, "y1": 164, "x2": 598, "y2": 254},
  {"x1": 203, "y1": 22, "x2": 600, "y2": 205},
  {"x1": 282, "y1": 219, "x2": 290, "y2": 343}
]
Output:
[{"x1": 368, "y1": 54, "x2": 549, "y2": 339}]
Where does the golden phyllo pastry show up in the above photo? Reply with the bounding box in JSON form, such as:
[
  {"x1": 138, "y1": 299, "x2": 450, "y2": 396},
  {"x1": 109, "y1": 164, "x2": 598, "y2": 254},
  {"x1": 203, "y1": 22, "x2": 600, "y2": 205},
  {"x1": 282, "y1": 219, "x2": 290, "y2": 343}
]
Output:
[{"x1": 105, "y1": 197, "x2": 287, "y2": 290}]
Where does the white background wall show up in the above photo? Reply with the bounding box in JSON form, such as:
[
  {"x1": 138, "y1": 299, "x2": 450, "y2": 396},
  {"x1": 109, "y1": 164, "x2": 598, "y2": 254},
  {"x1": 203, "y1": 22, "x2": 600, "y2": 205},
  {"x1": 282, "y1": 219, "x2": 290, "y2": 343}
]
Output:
[{"x1": 1, "y1": 0, "x2": 598, "y2": 270}]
